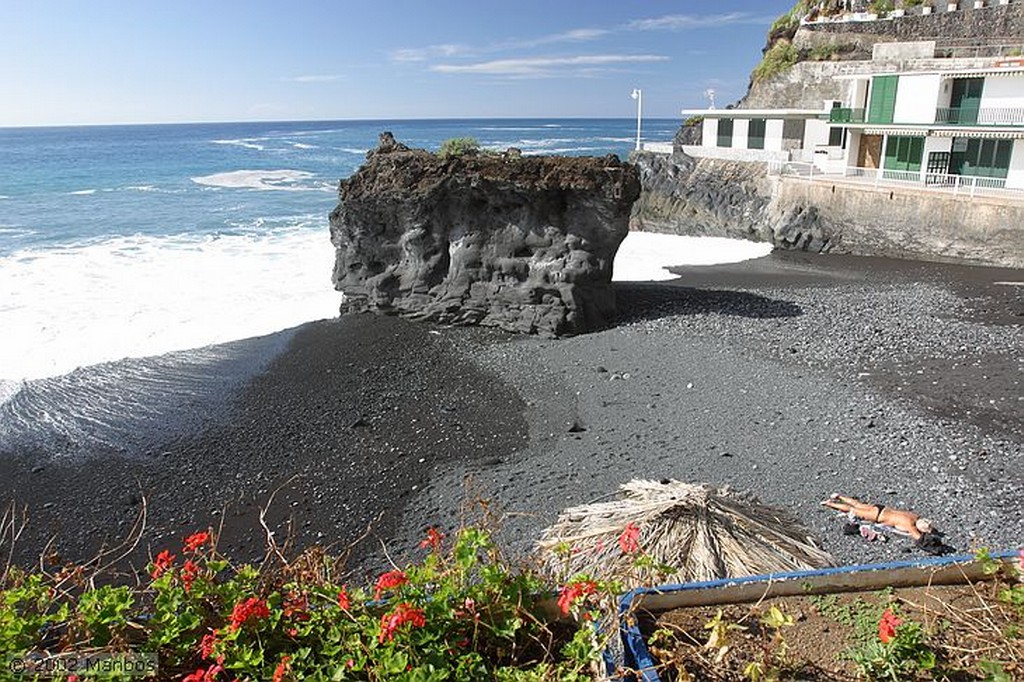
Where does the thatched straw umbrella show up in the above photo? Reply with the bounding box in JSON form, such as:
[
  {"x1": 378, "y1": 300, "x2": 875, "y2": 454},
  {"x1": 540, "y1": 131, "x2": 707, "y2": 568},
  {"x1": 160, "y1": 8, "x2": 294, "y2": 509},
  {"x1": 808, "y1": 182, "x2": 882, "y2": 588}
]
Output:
[{"x1": 537, "y1": 479, "x2": 835, "y2": 586}]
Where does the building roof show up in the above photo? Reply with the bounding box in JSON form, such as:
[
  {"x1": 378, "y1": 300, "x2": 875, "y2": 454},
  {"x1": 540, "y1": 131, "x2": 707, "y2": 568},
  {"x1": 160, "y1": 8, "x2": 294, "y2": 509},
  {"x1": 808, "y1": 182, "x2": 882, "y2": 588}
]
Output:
[
  {"x1": 853, "y1": 124, "x2": 1024, "y2": 138},
  {"x1": 835, "y1": 65, "x2": 1024, "y2": 80},
  {"x1": 679, "y1": 108, "x2": 826, "y2": 119}
]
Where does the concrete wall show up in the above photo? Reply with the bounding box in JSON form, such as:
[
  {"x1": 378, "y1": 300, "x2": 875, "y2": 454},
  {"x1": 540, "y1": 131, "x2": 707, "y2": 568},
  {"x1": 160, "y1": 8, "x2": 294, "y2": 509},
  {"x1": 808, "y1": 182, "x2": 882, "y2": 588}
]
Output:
[
  {"x1": 1008, "y1": 139, "x2": 1024, "y2": 188},
  {"x1": 766, "y1": 119, "x2": 786, "y2": 151},
  {"x1": 981, "y1": 74, "x2": 1024, "y2": 110},
  {"x1": 804, "y1": 118, "x2": 832, "y2": 148},
  {"x1": 680, "y1": 145, "x2": 790, "y2": 163},
  {"x1": 631, "y1": 151, "x2": 1024, "y2": 268},
  {"x1": 734, "y1": 119, "x2": 750, "y2": 150},
  {"x1": 702, "y1": 119, "x2": 717, "y2": 147},
  {"x1": 775, "y1": 176, "x2": 1024, "y2": 267},
  {"x1": 894, "y1": 74, "x2": 943, "y2": 123}
]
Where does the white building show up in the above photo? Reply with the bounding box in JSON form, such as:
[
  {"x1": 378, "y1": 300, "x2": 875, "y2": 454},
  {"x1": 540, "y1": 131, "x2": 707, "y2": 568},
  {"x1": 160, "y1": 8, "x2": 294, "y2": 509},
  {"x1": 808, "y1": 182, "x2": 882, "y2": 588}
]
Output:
[
  {"x1": 681, "y1": 47, "x2": 1024, "y2": 192},
  {"x1": 831, "y1": 61, "x2": 1024, "y2": 189},
  {"x1": 680, "y1": 107, "x2": 835, "y2": 165}
]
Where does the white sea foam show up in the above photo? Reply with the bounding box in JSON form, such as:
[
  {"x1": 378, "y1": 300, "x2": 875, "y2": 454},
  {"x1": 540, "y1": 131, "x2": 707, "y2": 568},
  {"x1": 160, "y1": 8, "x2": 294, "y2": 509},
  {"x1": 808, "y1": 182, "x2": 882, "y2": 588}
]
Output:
[
  {"x1": 291, "y1": 142, "x2": 317, "y2": 149},
  {"x1": 337, "y1": 147, "x2": 370, "y2": 154},
  {"x1": 0, "y1": 230, "x2": 767, "y2": 385},
  {"x1": 522, "y1": 147, "x2": 603, "y2": 156},
  {"x1": 0, "y1": 225, "x2": 341, "y2": 383},
  {"x1": 69, "y1": 189, "x2": 97, "y2": 195},
  {"x1": 212, "y1": 138, "x2": 266, "y2": 151},
  {"x1": 190, "y1": 169, "x2": 325, "y2": 192},
  {"x1": 613, "y1": 232, "x2": 773, "y2": 282}
]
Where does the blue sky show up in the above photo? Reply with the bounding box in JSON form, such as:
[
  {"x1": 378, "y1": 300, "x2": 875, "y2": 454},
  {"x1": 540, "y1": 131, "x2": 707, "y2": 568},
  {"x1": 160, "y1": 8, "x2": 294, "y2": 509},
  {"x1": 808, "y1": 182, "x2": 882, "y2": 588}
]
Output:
[{"x1": 0, "y1": 0, "x2": 795, "y2": 127}]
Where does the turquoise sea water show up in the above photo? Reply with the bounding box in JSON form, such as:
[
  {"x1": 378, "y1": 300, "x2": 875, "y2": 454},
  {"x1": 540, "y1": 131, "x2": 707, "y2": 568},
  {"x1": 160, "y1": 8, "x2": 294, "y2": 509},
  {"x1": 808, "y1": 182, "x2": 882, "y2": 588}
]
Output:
[{"x1": 0, "y1": 118, "x2": 679, "y2": 385}]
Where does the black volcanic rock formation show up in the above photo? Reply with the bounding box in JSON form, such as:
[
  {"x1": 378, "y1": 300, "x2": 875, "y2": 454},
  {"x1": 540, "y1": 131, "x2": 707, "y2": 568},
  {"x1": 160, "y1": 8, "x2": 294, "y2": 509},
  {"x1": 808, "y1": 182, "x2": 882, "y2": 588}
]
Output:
[{"x1": 329, "y1": 133, "x2": 641, "y2": 336}]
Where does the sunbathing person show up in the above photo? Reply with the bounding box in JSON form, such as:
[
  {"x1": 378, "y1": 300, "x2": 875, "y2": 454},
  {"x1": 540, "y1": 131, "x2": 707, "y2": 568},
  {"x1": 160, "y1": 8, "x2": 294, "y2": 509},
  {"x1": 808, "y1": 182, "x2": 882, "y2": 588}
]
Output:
[{"x1": 821, "y1": 494, "x2": 934, "y2": 540}]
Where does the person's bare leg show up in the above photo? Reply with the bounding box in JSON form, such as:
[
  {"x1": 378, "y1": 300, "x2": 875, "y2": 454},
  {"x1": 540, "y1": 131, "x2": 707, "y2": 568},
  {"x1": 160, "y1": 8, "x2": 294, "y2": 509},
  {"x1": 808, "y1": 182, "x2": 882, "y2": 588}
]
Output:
[{"x1": 821, "y1": 499, "x2": 852, "y2": 513}]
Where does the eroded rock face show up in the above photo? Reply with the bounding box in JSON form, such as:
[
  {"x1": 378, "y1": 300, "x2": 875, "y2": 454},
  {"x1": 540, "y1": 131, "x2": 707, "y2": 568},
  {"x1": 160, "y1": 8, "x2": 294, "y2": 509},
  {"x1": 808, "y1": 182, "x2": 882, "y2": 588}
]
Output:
[{"x1": 329, "y1": 134, "x2": 640, "y2": 336}]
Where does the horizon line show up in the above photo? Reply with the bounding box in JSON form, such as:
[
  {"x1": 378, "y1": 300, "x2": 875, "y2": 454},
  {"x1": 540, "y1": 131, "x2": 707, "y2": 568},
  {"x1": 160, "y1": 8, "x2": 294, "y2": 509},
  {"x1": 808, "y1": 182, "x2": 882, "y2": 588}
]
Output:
[{"x1": 0, "y1": 114, "x2": 684, "y2": 131}]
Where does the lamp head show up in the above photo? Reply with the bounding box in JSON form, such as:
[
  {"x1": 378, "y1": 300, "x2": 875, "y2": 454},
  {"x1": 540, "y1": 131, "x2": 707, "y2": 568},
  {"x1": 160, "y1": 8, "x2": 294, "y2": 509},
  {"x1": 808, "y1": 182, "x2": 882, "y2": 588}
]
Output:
[{"x1": 631, "y1": 89, "x2": 640, "y2": 100}]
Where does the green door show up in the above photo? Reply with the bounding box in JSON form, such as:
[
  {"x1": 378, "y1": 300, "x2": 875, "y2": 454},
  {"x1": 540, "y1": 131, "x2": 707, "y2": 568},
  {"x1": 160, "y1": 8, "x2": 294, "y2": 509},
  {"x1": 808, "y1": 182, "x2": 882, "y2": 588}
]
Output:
[
  {"x1": 868, "y1": 76, "x2": 899, "y2": 124},
  {"x1": 950, "y1": 78, "x2": 984, "y2": 125},
  {"x1": 883, "y1": 136, "x2": 924, "y2": 173}
]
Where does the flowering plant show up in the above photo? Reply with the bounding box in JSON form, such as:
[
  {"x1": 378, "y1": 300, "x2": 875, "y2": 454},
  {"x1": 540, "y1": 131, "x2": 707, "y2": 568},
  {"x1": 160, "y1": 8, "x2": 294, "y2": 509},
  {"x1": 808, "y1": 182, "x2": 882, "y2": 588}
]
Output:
[{"x1": 0, "y1": 524, "x2": 603, "y2": 680}]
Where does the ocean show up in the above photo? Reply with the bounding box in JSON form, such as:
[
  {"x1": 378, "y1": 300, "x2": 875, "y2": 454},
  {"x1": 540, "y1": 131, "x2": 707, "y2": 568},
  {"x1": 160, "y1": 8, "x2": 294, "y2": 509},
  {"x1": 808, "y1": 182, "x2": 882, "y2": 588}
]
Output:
[{"x1": 0, "y1": 118, "x2": 681, "y2": 455}]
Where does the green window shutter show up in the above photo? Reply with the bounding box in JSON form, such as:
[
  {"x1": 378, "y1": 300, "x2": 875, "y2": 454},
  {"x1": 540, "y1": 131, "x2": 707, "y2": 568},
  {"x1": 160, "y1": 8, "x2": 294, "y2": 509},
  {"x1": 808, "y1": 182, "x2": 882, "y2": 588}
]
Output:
[
  {"x1": 908, "y1": 138, "x2": 923, "y2": 172},
  {"x1": 994, "y1": 140, "x2": 1012, "y2": 178},
  {"x1": 884, "y1": 136, "x2": 923, "y2": 172},
  {"x1": 868, "y1": 76, "x2": 898, "y2": 124}
]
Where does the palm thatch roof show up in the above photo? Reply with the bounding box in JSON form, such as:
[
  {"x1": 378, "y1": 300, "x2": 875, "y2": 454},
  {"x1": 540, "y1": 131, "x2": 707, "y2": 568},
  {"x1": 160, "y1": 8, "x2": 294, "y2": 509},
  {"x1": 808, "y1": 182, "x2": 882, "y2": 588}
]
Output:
[{"x1": 537, "y1": 479, "x2": 835, "y2": 586}]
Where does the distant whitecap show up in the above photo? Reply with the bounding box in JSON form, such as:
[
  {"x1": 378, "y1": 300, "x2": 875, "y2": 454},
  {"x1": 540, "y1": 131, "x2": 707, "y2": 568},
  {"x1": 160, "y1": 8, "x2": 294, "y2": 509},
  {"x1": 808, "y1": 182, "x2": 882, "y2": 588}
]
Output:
[
  {"x1": 190, "y1": 169, "x2": 319, "y2": 191},
  {"x1": 212, "y1": 138, "x2": 266, "y2": 151}
]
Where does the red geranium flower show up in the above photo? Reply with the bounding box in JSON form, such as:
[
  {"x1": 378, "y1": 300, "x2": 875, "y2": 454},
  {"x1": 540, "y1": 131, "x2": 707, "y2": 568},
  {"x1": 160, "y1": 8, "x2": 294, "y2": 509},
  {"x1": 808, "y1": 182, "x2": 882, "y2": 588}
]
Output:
[
  {"x1": 229, "y1": 596, "x2": 270, "y2": 631},
  {"x1": 181, "y1": 559, "x2": 200, "y2": 592},
  {"x1": 337, "y1": 585, "x2": 351, "y2": 611},
  {"x1": 183, "y1": 530, "x2": 211, "y2": 553},
  {"x1": 878, "y1": 608, "x2": 903, "y2": 643},
  {"x1": 419, "y1": 527, "x2": 445, "y2": 550},
  {"x1": 618, "y1": 522, "x2": 641, "y2": 555},
  {"x1": 150, "y1": 550, "x2": 175, "y2": 579},
  {"x1": 374, "y1": 569, "x2": 408, "y2": 599},
  {"x1": 182, "y1": 664, "x2": 221, "y2": 682},
  {"x1": 272, "y1": 655, "x2": 291, "y2": 682},
  {"x1": 199, "y1": 631, "x2": 218, "y2": 659},
  {"x1": 378, "y1": 602, "x2": 426, "y2": 643},
  {"x1": 557, "y1": 579, "x2": 599, "y2": 616}
]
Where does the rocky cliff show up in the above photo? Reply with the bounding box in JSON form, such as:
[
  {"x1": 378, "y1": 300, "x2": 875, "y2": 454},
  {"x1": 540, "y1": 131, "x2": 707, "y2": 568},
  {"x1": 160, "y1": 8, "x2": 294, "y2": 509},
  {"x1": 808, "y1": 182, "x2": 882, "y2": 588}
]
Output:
[
  {"x1": 631, "y1": 152, "x2": 832, "y2": 251},
  {"x1": 329, "y1": 134, "x2": 640, "y2": 336}
]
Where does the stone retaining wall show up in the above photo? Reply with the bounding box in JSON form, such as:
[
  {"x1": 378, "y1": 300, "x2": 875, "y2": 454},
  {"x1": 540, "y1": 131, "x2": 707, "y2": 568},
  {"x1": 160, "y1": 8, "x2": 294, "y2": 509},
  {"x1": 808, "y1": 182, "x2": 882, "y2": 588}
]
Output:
[{"x1": 631, "y1": 151, "x2": 1024, "y2": 268}]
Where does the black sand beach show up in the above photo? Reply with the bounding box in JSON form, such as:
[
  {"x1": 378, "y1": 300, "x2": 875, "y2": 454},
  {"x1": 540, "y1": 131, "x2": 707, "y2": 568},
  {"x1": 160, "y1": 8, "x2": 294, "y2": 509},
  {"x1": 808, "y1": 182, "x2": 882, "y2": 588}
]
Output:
[{"x1": 1, "y1": 251, "x2": 1021, "y2": 577}]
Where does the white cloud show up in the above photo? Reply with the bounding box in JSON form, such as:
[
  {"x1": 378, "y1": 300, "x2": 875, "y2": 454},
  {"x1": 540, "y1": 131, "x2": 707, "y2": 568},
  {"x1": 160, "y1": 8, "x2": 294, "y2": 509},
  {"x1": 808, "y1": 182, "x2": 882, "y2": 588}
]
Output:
[
  {"x1": 392, "y1": 27, "x2": 607, "y2": 63},
  {"x1": 508, "y1": 27, "x2": 610, "y2": 48},
  {"x1": 627, "y1": 13, "x2": 776, "y2": 31},
  {"x1": 432, "y1": 54, "x2": 669, "y2": 77},
  {"x1": 284, "y1": 74, "x2": 345, "y2": 83},
  {"x1": 391, "y1": 44, "x2": 467, "y2": 62}
]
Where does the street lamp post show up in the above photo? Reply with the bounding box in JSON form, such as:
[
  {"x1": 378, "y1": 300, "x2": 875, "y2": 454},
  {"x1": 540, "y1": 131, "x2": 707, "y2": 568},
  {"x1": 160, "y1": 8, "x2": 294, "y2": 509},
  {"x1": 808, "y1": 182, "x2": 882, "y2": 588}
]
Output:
[{"x1": 631, "y1": 88, "x2": 642, "y2": 151}]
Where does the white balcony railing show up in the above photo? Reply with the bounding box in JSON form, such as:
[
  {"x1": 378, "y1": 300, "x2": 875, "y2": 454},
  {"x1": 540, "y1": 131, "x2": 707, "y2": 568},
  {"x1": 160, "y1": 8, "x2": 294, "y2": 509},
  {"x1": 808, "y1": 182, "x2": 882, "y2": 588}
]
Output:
[{"x1": 769, "y1": 162, "x2": 1021, "y2": 199}]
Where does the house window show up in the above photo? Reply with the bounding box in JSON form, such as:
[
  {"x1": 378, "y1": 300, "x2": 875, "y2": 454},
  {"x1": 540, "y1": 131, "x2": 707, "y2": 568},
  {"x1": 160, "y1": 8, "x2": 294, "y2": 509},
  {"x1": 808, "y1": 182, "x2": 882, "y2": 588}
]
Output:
[
  {"x1": 748, "y1": 119, "x2": 766, "y2": 150},
  {"x1": 951, "y1": 138, "x2": 1012, "y2": 178},
  {"x1": 717, "y1": 118, "x2": 734, "y2": 148},
  {"x1": 868, "y1": 75, "x2": 899, "y2": 124},
  {"x1": 883, "y1": 136, "x2": 924, "y2": 172},
  {"x1": 947, "y1": 78, "x2": 984, "y2": 125},
  {"x1": 828, "y1": 126, "x2": 846, "y2": 148}
]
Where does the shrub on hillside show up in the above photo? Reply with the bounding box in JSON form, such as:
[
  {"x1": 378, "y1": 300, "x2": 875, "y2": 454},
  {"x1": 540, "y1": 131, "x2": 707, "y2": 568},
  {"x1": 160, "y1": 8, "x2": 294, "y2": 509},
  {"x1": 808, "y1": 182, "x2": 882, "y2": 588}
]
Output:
[
  {"x1": 438, "y1": 137, "x2": 482, "y2": 158},
  {"x1": 752, "y1": 42, "x2": 800, "y2": 83}
]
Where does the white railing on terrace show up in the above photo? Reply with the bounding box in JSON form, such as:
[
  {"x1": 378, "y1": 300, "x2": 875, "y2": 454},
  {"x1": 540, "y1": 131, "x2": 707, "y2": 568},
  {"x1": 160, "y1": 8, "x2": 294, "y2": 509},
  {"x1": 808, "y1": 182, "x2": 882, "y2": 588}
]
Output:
[
  {"x1": 769, "y1": 161, "x2": 1022, "y2": 199},
  {"x1": 639, "y1": 141, "x2": 674, "y2": 154},
  {"x1": 934, "y1": 41, "x2": 1024, "y2": 60}
]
